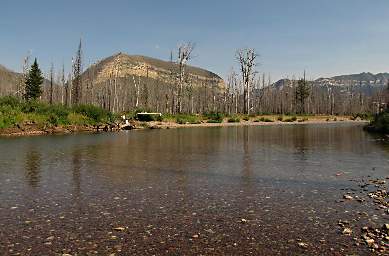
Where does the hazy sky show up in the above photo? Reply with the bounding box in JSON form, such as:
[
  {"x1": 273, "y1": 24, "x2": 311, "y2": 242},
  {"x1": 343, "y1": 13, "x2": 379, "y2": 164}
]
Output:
[{"x1": 1, "y1": 0, "x2": 389, "y2": 81}]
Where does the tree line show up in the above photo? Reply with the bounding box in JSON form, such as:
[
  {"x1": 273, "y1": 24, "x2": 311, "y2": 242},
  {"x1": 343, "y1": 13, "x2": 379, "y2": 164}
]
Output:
[{"x1": 8, "y1": 42, "x2": 389, "y2": 116}]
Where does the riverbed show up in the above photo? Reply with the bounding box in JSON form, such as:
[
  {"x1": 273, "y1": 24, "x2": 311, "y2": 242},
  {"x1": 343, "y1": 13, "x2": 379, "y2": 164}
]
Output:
[{"x1": 0, "y1": 123, "x2": 388, "y2": 255}]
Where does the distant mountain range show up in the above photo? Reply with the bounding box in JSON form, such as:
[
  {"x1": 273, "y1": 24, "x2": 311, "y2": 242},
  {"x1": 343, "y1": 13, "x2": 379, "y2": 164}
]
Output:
[
  {"x1": 329, "y1": 72, "x2": 389, "y2": 82},
  {"x1": 273, "y1": 72, "x2": 388, "y2": 96}
]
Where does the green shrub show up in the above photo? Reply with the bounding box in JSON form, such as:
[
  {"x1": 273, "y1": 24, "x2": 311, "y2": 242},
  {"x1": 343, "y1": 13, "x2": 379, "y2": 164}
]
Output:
[
  {"x1": 0, "y1": 97, "x2": 116, "y2": 129},
  {"x1": 0, "y1": 105, "x2": 22, "y2": 128},
  {"x1": 352, "y1": 113, "x2": 371, "y2": 120},
  {"x1": 161, "y1": 113, "x2": 175, "y2": 122},
  {"x1": 367, "y1": 112, "x2": 389, "y2": 134},
  {"x1": 283, "y1": 116, "x2": 297, "y2": 122},
  {"x1": 298, "y1": 117, "x2": 309, "y2": 122},
  {"x1": 67, "y1": 113, "x2": 90, "y2": 125},
  {"x1": 47, "y1": 114, "x2": 59, "y2": 126},
  {"x1": 204, "y1": 112, "x2": 224, "y2": 123},
  {"x1": 72, "y1": 104, "x2": 112, "y2": 123},
  {"x1": 175, "y1": 114, "x2": 200, "y2": 124},
  {"x1": 242, "y1": 116, "x2": 249, "y2": 121},
  {"x1": 207, "y1": 119, "x2": 223, "y2": 123},
  {"x1": 136, "y1": 113, "x2": 162, "y2": 122},
  {"x1": 0, "y1": 96, "x2": 22, "y2": 108},
  {"x1": 277, "y1": 116, "x2": 283, "y2": 121},
  {"x1": 257, "y1": 117, "x2": 274, "y2": 122},
  {"x1": 228, "y1": 117, "x2": 240, "y2": 123}
]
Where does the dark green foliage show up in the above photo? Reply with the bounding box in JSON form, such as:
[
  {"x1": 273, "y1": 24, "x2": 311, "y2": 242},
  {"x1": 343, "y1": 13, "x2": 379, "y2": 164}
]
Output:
[
  {"x1": 25, "y1": 59, "x2": 44, "y2": 101},
  {"x1": 137, "y1": 113, "x2": 163, "y2": 122},
  {"x1": 0, "y1": 96, "x2": 116, "y2": 129},
  {"x1": 0, "y1": 96, "x2": 21, "y2": 108},
  {"x1": 277, "y1": 116, "x2": 283, "y2": 121},
  {"x1": 228, "y1": 116, "x2": 240, "y2": 123},
  {"x1": 366, "y1": 111, "x2": 389, "y2": 134},
  {"x1": 295, "y1": 77, "x2": 310, "y2": 114},
  {"x1": 257, "y1": 117, "x2": 274, "y2": 122},
  {"x1": 351, "y1": 113, "x2": 371, "y2": 120},
  {"x1": 207, "y1": 119, "x2": 223, "y2": 123},
  {"x1": 204, "y1": 112, "x2": 224, "y2": 123},
  {"x1": 283, "y1": 116, "x2": 297, "y2": 122},
  {"x1": 72, "y1": 104, "x2": 112, "y2": 123},
  {"x1": 175, "y1": 114, "x2": 200, "y2": 124},
  {"x1": 242, "y1": 116, "x2": 249, "y2": 121}
]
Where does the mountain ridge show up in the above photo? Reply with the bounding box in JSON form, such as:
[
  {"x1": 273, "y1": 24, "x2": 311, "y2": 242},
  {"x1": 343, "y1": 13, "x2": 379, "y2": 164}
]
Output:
[{"x1": 83, "y1": 52, "x2": 225, "y2": 89}]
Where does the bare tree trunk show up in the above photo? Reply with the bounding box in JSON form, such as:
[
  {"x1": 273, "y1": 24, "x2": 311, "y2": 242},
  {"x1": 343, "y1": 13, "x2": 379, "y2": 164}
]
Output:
[{"x1": 236, "y1": 48, "x2": 258, "y2": 115}]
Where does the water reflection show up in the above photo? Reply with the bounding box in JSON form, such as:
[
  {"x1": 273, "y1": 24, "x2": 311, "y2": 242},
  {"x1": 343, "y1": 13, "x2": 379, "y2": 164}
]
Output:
[
  {"x1": 0, "y1": 123, "x2": 387, "y2": 194},
  {"x1": 242, "y1": 126, "x2": 252, "y2": 178},
  {"x1": 71, "y1": 148, "x2": 82, "y2": 198},
  {"x1": 25, "y1": 149, "x2": 42, "y2": 188}
]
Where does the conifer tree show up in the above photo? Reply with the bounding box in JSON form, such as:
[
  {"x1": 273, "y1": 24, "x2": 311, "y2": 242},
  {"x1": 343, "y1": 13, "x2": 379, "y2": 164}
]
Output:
[
  {"x1": 295, "y1": 71, "x2": 310, "y2": 114},
  {"x1": 24, "y1": 58, "x2": 44, "y2": 101}
]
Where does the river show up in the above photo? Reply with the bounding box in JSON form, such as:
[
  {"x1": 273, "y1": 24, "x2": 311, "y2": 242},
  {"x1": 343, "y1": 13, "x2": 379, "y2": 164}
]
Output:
[{"x1": 0, "y1": 123, "x2": 388, "y2": 255}]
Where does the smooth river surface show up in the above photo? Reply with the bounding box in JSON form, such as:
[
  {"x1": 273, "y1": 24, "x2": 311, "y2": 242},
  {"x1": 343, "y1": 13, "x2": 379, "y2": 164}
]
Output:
[{"x1": 0, "y1": 123, "x2": 388, "y2": 255}]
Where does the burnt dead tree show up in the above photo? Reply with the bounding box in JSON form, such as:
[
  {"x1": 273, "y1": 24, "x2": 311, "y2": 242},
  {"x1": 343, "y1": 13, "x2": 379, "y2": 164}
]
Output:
[
  {"x1": 176, "y1": 42, "x2": 195, "y2": 113},
  {"x1": 17, "y1": 53, "x2": 31, "y2": 99},
  {"x1": 236, "y1": 48, "x2": 258, "y2": 115},
  {"x1": 71, "y1": 39, "x2": 83, "y2": 105},
  {"x1": 49, "y1": 63, "x2": 54, "y2": 104},
  {"x1": 60, "y1": 63, "x2": 65, "y2": 105}
]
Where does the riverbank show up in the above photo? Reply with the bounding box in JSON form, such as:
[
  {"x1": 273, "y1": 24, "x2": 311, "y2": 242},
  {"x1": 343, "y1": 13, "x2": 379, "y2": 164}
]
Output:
[
  {"x1": 0, "y1": 116, "x2": 368, "y2": 137},
  {"x1": 0, "y1": 96, "x2": 118, "y2": 137},
  {"x1": 0, "y1": 97, "x2": 371, "y2": 137},
  {"x1": 148, "y1": 118, "x2": 368, "y2": 129}
]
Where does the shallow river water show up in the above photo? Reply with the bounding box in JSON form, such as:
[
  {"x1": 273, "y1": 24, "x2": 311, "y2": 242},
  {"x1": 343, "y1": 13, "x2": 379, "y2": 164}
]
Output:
[{"x1": 0, "y1": 123, "x2": 388, "y2": 255}]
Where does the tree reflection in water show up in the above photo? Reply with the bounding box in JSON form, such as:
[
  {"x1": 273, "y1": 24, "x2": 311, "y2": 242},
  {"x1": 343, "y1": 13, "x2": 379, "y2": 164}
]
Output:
[{"x1": 25, "y1": 149, "x2": 42, "y2": 188}]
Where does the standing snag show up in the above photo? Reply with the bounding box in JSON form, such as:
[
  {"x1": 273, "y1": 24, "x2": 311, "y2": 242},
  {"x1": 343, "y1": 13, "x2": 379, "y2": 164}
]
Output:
[
  {"x1": 176, "y1": 42, "x2": 195, "y2": 113},
  {"x1": 72, "y1": 39, "x2": 83, "y2": 105},
  {"x1": 236, "y1": 48, "x2": 258, "y2": 114},
  {"x1": 49, "y1": 63, "x2": 54, "y2": 104}
]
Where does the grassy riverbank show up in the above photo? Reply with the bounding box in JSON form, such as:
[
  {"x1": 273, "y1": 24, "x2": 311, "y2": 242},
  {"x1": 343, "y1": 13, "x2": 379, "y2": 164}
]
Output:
[
  {"x1": 0, "y1": 96, "x2": 116, "y2": 135},
  {"x1": 0, "y1": 96, "x2": 371, "y2": 136}
]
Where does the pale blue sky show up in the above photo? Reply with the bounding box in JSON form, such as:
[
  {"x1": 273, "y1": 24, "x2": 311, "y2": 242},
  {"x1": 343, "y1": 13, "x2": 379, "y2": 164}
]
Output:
[{"x1": 1, "y1": 0, "x2": 389, "y2": 81}]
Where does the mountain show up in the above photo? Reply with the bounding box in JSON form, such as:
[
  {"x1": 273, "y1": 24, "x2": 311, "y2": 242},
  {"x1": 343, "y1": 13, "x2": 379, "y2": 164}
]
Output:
[
  {"x1": 273, "y1": 72, "x2": 388, "y2": 96},
  {"x1": 82, "y1": 53, "x2": 225, "y2": 89},
  {"x1": 0, "y1": 65, "x2": 22, "y2": 96},
  {"x1": 0, "y1": 64, "x2": 55, "y2": 98},
  {"x1": 329, "y1": 72, "x2": 389, "y2": 83}
]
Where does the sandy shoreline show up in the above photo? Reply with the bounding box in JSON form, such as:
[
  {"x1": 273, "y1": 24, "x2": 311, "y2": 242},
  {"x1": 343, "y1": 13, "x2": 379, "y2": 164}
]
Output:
[
  {"x1": 0, "y1": 118, "x2": 368, "y2": 137},
  {"x1": 150, "y1": 119, "x2": 368, "y2": 129}
]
